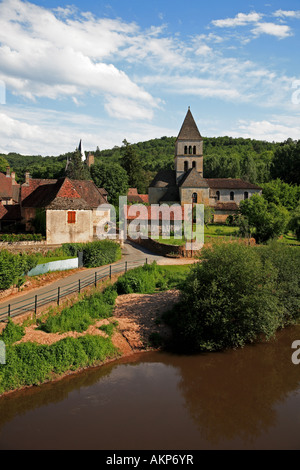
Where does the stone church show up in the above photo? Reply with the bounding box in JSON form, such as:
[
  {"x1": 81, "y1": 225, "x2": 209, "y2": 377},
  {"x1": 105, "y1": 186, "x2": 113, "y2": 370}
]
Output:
[{"x1": 148, "y1": 108, "x2": 262, "y2": 222}]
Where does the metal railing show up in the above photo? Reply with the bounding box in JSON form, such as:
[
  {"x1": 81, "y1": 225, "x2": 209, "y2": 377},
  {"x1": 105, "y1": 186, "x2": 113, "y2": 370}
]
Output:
[{"x1": 0, "y1": 258, "x2": 149, "y2": 322}]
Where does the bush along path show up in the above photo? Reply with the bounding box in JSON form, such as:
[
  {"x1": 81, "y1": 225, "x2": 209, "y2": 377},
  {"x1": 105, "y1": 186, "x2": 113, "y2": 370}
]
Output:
[{"x1": 0, "y1": 263, "x2": 189, "y2": 396}]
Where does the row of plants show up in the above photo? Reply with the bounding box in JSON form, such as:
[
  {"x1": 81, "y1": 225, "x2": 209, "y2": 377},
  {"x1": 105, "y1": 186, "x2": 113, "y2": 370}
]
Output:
[{"x1": 0, "y1": 234, "x2": 45, "y2": 242}]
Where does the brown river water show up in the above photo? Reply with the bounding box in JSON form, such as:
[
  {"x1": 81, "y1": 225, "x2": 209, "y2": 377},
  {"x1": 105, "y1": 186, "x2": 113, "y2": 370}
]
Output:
[{"x1": 0, "y1": 325, "x2": 300, "y2": 450}]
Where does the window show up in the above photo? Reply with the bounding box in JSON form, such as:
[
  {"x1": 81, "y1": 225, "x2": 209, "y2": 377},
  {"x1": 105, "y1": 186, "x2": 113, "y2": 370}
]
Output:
[
  {"x1": 192, "y1": 193, "x2": 198, "y2": 203},
  {"x1": 230, "y1": 191, "x2": 235, "y2": 201},
  {"x1": 193, "y1": 146, "x2": 196, "y2": 155},
  {"x1": 244, "y1": 191, "x2": 249, "y2": 200},
  {"x1": 192, "y1": 161, "x2": 196, "y2": 168},
  {"x1": 216, "y1": 191, "x2": 220, "y2": 201},
  {"x1": 184, "y1": 145, "x2": 187, "y2": 154},
  {"x1": 184, "y1": 161, "x2": 189, "y2": 172},
  {"x1": 189, "y1": 146, "x2": 192, "y2": 154},
  {"x1": 67, "y1": 211, "x2": 76, "y2": 224}
]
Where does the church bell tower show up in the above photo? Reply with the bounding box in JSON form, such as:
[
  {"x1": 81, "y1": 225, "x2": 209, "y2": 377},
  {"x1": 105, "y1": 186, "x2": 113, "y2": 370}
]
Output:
[{"x1": 175, "y1": 107, "x2": 203, "y2": 183}]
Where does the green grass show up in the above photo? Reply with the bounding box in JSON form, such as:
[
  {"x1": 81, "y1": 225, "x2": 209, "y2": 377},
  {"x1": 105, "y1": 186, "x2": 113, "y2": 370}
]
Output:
[
  {"x1": 278, "y1": 232, "x2": 300, "y2": 246},
  {"x1": 115, "y1": 262, "x2": 191, "y2": 294},
  {"x1": 38, "y1": 286, "x2": 118, "y2": 334},
  {"x1": 155, "y1": 224, "x2": 240, "y2": 246}
]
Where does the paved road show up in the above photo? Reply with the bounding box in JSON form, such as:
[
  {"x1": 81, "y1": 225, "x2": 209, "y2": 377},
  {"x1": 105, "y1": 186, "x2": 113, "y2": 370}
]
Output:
[{"x1": 0, "y1": 241, "x2": 195, "y2": 320}]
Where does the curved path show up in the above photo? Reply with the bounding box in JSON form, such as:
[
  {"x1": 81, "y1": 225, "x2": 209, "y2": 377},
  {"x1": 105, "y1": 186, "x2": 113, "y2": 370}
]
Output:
[{"x1": 0, "y1": 241, "x2": 196, "y2": 321}]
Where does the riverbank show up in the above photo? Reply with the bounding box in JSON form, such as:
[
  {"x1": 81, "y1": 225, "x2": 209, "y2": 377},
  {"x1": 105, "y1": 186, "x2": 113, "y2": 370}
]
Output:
[{"x1": 0, "y1": 288, "x2": 182, "y2": 397}]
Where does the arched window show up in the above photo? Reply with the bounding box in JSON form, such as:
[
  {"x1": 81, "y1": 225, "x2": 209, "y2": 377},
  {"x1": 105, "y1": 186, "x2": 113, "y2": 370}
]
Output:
[
  {"x1": 192, "y1": 161, "x2": 196, "y2": 169},
  {"x1": 189, "y1": 146, "x2": 192, "y2": 154},
  {"x1": 244, "y1": 191, "x2": 249, "y2": 200},
  {"x1": 184, "y1": 145, "x2": 187, "y2": 154},
  {"x1": 193, "y1": 146, "x2": 196, "y2": 155},
  {"x1": 192, "y1": 192, "x2": 198, "y2": 203},
  {"x1": 230, "y1": 191, "x2": 235, "y2": 201},
  {"x1": 184, "y1": 161, "x2": 189, "y2": 172},
  {"x1": 216, "y1": 191, "x2": 220, "y2": 201}
]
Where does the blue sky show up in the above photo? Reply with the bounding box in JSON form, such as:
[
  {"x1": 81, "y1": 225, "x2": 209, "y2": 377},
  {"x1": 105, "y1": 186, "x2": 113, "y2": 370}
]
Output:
[{"x1": 0, "y1": 0, "x2": 300, "y2": 155}]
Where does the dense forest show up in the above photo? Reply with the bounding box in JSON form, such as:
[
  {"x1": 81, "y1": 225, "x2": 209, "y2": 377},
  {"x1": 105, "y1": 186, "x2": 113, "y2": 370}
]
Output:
[{"x1": 1, "y1": 134, "x2": 299, "y2": 190}]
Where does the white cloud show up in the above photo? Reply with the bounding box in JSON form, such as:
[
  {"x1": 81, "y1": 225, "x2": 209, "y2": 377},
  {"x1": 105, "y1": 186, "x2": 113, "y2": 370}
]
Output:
[
  {"x1": 251, "y1": 22, "x2": 292, "y2": 39},
  {"x1": 0, "y1": 0, "x2": 159, "y2": 116},
  {"x1": 211, "y1": 10, "x2": 293, "y2": 40},
  {"x1": 229, "y1": 117, "x2": 300, "y2": 142},
  {"x1": 212, "y1": 12, "x2": 263, "y2": 28},
  {"x1": 273, "y1": 10, "x2": 300, "y2": 19}
]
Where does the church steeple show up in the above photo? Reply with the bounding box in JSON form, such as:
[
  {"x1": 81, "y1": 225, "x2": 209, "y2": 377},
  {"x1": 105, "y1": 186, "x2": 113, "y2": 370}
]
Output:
[
  {"x1": 176, "y1": 107, "x2": 202, "y2": 141},
  {"x1": 175, "y1": 108, "x2": 203, "y2": 182}
]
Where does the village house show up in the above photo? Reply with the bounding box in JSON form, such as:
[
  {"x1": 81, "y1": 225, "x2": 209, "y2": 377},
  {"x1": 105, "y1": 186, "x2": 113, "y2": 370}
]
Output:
[
  {"x1": 148, "y1": 108, "x2": 262, "y2": 222},
  {"x1": 0, "y1": 169, "x2": 110, "y2": 244}
]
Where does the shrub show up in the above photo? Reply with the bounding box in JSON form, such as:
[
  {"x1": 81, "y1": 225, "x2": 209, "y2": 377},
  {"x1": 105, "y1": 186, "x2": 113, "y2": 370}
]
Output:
[
  {"x1": 0, "y1": 250, "x2": 39, "y2": 290},
  {"x1": 0, "y1": 335, "x2": 119, "y2": 393},
  {"x1": 0, "y1": 319, "x2": 25, "y2": 345},
  {"x1": 62, "y1": 240, "x2": 122, "y2": 268},
  {"x1": 166, "y1": 242, "x2": 285, "y2": 353}
]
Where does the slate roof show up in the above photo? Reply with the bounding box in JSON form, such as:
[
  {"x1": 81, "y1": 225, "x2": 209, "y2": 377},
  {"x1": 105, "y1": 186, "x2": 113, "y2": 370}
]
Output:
[
  {"x1": 213, "y1": 202, "x2": 239, "y2": 212},
  {"x1": 176, "y1": 108, "x2": 202, "y2": 141},
  {"x1": 149, "y1": 169, "x2": 177, "y2": 188},
  {"x1": 206, "y1": 178, "x2": 262, "y2": 190},
  {"x1": 180, "y1": 168, "x2": 209, "y2": 188}
]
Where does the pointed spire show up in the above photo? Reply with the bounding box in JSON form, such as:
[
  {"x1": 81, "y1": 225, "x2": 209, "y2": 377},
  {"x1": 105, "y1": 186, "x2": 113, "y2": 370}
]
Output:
[
  {"x1": 177, "y1": 108, "x2": 202, "y2": 141},
  {"x1": 78, "y1": 139, "x2": 85, "y2": 161}
]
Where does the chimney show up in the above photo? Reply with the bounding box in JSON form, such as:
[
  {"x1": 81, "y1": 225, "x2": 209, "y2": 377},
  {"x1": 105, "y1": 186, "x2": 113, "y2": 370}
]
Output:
[
  {"x1": 25, "y1": 171, "x2": 30, "y2": 185},
  {"x1": 11, "y1": 171, "x2": 16, "y2": 185},
  {"x1": 6, "y1": 166, "x2": 10, "y2": 177}
]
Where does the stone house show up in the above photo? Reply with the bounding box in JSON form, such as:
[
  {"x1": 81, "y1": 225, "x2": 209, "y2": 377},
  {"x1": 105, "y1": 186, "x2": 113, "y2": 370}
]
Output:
[
  {"x1": 148, "y1": 108, "x2": 262, "y2": 223},
  {"x1": 20, "y1": 175, "x2": 110, "y2": 244}
]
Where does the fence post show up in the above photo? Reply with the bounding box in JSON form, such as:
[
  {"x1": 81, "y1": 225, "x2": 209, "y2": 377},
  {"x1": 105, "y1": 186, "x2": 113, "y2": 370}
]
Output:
[
  {"x1": 78, "y1": 279, "x2": 81, "y2": 293},
  {"x1": 8, "y1": 304, "x2": 10, "y2": 318},
  {"x1": 109, "y1": 265, "x2": 112, "y2": 279},
  {"x1": 95, "y1": 271, "x2": 97, "y2": 287},
  {"x1": 125, "y1": 261, "x2": 127, "y2": 274},
  {"x1": 146, "y1": 258, "x2": 148, "y2": 265},
  {"x1": 57, "y1": 287, "x2": 60, "y2": 306},
  {"x1": 34, "y1": 295, "x2": 38, "y2": 316}
]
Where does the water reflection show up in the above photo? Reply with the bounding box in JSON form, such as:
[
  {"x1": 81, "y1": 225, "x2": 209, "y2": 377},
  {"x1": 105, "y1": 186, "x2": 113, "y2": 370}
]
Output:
[{"x1": 0, "y1": 327, "x2": 300, "y2": 449}]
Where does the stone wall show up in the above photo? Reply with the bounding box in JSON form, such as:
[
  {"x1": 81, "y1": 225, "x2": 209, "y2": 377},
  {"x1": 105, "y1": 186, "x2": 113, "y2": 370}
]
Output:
[{"x1": 128, "y1": 236, "x2": 200, "y2": 258}]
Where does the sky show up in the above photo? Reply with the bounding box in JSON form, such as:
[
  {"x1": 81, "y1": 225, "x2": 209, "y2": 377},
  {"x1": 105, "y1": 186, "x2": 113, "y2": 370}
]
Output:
[{"x1": 0, "y1": 0, "x2": 300, "y2": 156}]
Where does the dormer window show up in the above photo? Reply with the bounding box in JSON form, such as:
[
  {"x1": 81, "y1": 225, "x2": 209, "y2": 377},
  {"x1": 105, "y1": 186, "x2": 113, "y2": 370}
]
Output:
[{"x1": 230, "y1": 191, "x2": 235, "y2": 201}]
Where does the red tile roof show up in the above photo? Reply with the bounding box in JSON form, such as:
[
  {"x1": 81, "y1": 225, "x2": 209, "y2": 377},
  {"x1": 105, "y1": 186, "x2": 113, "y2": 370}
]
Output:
[
  {"x1": 21, "y1": 177, "x2": 107, "y2": 209},
  {"x1": 0, "y1": 172, "x2": 19, "y2": 200}
]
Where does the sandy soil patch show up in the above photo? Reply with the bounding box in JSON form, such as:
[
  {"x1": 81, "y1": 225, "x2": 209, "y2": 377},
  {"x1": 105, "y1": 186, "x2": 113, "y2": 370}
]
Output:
[{"x1": 15, "y1": 290, "x2": 181, "y2": 355}]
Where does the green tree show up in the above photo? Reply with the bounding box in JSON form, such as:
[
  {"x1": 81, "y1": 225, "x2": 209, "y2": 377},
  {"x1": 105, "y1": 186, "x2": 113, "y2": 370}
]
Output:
[
  {"x1": 238, "y1": 194, "x2": 290, "y2": 243},
  {"x1": 121, "y1": 139, "x2": 143, "y2": 191},
  {"x1": 0, "y1": 155, "x2": 9, "y2": 173},
  {"x1": 91, "y1": 161, "x2": 129, "y2": 204},
  {"x1": 270, "y1": 140, "x2": 300, "y2": 185},
  {"x1": 289, "y1": 205, "x2": 300, "y2": 240},
  {"x1": 65, "y1": 150, "x2": 90, "y2": 180},
  {"x1": 166, "y1": 242, "x2": 283, "y2": 352},
  {"x1": 262, "y1": 179, "x2": 300, "y2": 211}
]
